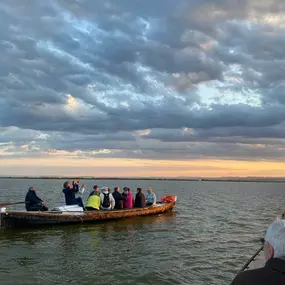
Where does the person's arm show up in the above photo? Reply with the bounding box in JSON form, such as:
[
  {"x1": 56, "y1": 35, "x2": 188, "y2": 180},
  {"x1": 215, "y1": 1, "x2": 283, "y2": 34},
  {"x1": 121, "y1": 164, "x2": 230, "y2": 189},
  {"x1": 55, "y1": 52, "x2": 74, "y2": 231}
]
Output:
[
  {"x1": 79, "y1": 185, "x2": 86, "y2": 194},
  {"x1": 35, "y1": 193, "x2": 43, "y2": 203},
  {"x1": 120, "y1": 193, "x2": 126, "y2": 200},
  {"x1": 153, "y1": 193, "x2": 157, "y2": 205},
  {"x1": 72, "y1": 182, "x2": 79, "y2": 193},
  {"x1": 30, "y1": 192, "x2": 43, "y2": 204},
  {"x1": 110, "y1": 194, "x2": 115, "y2": 209}
]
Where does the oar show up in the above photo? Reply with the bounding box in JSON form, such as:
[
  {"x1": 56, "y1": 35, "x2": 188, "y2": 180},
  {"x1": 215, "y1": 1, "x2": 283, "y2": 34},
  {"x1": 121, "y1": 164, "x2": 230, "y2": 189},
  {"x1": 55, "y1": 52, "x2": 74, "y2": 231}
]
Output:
[
  {"x1": 239, "y1": 243, "x2": 264, "y2": 272},
  {"x1": 0, "y1": 201, "x2": 25, "y2": 207}
]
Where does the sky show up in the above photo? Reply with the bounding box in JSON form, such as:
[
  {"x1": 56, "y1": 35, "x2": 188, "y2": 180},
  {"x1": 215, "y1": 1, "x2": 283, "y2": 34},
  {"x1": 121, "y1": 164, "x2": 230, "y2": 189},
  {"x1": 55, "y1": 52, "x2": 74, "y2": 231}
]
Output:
[{"x1": 1, "y1": 0, "x2": 285, "y2": 177}]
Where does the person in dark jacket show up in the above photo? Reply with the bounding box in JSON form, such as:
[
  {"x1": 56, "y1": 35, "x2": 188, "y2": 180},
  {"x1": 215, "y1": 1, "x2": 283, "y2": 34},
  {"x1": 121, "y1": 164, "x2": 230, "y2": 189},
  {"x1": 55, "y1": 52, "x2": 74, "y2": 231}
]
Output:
[
  {"x1": 112, "y1": 187, "x2": 126, "y2": 210},
  {"x1": 25, "y1": 186, "x2": 48, "y2": 211},
  {"x1": 89, "y1": 185, "x2": 99, "y2": 197},
  {"x1": 62, "y1": 181, "x2": 84, "y2": 208},
  {"x1": 231, "y1": 219, "x2": 285, "y2": 285},
  {"x1": 135, "y1": 188, "x2": 146, "y2": 208}
]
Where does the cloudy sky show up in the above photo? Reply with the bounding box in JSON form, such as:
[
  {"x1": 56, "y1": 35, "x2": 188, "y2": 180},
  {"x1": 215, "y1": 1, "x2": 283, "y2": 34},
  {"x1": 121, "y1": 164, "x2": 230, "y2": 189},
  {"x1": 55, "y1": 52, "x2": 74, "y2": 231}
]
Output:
[{"x1": 1, "y1": 0, "x2": 285, "y2": 177}]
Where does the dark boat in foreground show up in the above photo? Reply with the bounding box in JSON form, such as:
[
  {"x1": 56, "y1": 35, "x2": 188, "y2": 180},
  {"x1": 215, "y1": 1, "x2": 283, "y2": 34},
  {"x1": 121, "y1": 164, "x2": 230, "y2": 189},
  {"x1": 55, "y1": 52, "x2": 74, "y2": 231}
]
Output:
[{"x1": 0, "y1": 196, "x2": 177, "y2": 228}]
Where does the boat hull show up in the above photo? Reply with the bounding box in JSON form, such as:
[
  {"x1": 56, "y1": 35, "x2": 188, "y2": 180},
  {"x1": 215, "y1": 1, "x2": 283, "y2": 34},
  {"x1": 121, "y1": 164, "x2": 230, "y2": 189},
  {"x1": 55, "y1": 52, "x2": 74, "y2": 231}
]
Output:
[{"x1": 0, "y1": 201, "x2": 176, "y2": 228}]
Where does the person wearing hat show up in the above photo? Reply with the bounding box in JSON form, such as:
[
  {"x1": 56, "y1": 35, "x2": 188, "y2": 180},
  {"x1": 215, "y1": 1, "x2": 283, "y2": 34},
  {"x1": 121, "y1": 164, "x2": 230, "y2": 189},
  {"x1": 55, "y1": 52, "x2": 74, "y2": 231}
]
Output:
[
  {"x1": 62, "y1": 181, "x2": 84, "y2": 208},
  {"x1": 100, "y1": 186, "x2": 115, "y2": 210},
  {"x1": 231, "y1": 219, "x2": 285, "y2": 285},
  {"x1": 25, "y1": 186, "x2": 48, "y2": 211}
]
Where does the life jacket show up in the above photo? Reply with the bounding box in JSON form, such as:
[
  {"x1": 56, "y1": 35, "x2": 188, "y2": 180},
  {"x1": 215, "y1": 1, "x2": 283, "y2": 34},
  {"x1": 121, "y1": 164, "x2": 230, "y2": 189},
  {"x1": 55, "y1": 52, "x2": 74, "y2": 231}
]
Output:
[
  {"x1": 86, "y1": 194, "x2": 100, "y2": 210},
  {"x1": 102, "y1": 193, "x2": 110, "y2": 208}
]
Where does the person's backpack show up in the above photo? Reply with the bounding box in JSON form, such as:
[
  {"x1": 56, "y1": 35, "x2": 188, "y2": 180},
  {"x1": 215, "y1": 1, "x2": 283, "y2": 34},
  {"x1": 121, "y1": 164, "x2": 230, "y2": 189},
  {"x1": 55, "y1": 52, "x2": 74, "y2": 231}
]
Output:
[{"x1": 102, "y1": 193, "x2": 110, "y2": 208}]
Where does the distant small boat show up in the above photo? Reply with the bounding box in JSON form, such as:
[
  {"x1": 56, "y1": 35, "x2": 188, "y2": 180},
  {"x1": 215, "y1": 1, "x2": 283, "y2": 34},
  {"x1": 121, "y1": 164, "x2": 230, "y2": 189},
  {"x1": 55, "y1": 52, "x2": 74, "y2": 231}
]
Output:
[{"x1": 0, "y1": 196, "x2": 177, "y2": 228}]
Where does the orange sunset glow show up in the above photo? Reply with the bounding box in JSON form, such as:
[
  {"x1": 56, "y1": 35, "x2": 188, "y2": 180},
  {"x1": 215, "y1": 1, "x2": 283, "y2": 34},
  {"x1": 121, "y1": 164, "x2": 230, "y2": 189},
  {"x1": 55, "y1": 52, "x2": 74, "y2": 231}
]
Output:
[{"x1": 1, "y1": 158, "x2": 285, "y2": 178}]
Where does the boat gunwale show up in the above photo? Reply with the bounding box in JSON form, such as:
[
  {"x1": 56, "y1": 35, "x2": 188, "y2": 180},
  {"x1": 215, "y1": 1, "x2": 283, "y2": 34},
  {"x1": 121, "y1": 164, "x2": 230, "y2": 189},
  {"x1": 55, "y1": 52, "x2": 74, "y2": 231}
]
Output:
[
  {"x1": 1, "y1": 199, "x2": 176, "y2": 228},
  {"x1": 4, "y1": 201, "x2": 174, "y2": 217},
  {"x1": 239, "y1": 245, "x2": 264, "y2": 272}
]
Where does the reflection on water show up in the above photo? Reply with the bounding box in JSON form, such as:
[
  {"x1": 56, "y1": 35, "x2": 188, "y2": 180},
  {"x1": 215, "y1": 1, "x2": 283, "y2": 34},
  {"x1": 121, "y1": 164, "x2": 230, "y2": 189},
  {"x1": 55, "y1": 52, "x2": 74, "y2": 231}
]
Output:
[{"x1": 0, "y1": 179, "x2": 284, "y2": 285}]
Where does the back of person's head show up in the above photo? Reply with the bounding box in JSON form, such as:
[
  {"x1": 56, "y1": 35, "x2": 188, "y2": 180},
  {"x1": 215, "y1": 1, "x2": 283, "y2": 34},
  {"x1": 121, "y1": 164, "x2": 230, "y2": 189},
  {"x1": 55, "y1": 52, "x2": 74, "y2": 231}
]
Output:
[
  {"x1": 265, "y1": 219, "x2": 285, "y2": 258},
  {"x1": 101, "y1": 186, "x2": 108, "y2": 192},
  {"x1": 123, "y1": 187, "x2": 128, "y2": 191},
  {"x1": 114, "y1": 187, "x2": 119, "y2": 192},
  {"x1": 93, "y1": 185, "x2": 99, "y2": 190},
  {"x1": 63, "y1": 181, "x2": 70, "y2": 188},
  {"x1": 137, "y1": 187, "x2": 142, "y2": 192}
]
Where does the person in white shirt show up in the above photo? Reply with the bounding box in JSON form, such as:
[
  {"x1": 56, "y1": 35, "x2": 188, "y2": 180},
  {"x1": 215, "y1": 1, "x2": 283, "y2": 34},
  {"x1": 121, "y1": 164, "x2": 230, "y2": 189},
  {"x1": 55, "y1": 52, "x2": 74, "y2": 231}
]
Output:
[
  {"x1": 100, "y1": 186, "x2": 115, "y2": 210},
  {"x1": 75, "y1": 184, "x2": 86, "y2": 199}
]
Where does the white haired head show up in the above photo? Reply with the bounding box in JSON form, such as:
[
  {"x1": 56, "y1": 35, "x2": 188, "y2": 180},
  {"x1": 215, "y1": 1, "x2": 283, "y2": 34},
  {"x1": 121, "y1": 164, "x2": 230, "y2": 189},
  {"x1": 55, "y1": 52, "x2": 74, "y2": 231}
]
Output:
[{"x1": 264, "y1": 219, "x2": 285, "y2": 259}]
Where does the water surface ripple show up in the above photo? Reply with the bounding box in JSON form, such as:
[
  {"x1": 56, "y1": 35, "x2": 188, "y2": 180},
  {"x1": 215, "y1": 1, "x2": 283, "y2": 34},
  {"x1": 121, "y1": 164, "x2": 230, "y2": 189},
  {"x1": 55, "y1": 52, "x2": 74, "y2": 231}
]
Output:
[{"x1": 0, "y1": 179, "x2": 283, "y2": 285}]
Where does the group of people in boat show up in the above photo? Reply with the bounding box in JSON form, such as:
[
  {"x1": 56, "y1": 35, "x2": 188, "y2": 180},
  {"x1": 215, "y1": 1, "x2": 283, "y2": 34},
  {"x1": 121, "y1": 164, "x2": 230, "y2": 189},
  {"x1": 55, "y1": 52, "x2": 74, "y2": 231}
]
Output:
[{"x1": 25, "y1": 180, "x2": 157, "y2": 212}]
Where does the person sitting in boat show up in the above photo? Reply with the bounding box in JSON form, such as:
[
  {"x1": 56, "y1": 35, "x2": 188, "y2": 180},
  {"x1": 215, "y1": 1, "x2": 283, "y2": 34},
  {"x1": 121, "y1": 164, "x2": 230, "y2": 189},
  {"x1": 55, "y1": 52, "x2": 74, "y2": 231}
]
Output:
[
  {"x1": 100, "y1": 186, "x2": 115, "y2": 210},
  {"x1": 112, "y1": 186, "x2": 126, "y2": 210},
  {"x1": 135, "y1": 188, "x2": 146, "y2": 208},
  {"x1": 231, "y1": 219, "x2": 285, "y2": 285},
  {"x1": 145, "y1": 187, "x2": 156, "y2": 206},
  {"x1": 89, "y1": 185, "x2": 99, "y2": 197},
  {"x1": 25, "y1": 186, "x2": 48, "y2": 211},
  {"x1": 85, "y1": 191, "x2": 101, "y2": 211},
  {"x1": 75, "y1": 183, "x2": 86, "y2": 200},
  {"x1": 122, "y1": 187, "x2": 135, "y2": 209},
  {"x1": 72, "y1": 180, "x2": 79, "y2": 192},
  {"x1": 62, "y1": 181, "x2": 84, "y2": 208}
]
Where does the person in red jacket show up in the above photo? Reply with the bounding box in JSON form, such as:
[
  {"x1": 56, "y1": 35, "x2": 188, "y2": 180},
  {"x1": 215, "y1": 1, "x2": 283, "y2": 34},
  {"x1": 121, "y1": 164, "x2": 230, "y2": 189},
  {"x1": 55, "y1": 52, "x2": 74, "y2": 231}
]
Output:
[
  {"x1": 231, "y1": 219, "x2": 285, "y2": 285},
  {"x1": 122, "y1": 187, "x2": 135, "y2": 209}
]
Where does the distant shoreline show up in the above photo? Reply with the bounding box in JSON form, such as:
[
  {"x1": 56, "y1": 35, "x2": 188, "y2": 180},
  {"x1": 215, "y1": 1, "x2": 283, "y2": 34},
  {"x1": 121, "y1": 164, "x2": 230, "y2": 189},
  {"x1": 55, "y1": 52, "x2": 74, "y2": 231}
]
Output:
[{"x1": 1, "y1": 176, "x2": 285, "y2": 183}]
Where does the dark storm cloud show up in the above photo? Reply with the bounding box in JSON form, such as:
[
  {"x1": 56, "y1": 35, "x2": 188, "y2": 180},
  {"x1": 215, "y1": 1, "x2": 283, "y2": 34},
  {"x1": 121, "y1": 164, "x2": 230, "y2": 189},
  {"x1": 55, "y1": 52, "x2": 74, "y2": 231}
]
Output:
[{"x1": 2, "y1": 0, "x2": 285, "y2": 161}]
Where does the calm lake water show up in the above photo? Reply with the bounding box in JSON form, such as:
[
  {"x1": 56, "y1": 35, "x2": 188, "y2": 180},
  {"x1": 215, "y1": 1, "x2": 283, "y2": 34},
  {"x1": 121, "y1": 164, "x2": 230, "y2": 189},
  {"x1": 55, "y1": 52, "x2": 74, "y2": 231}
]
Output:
[{"x1": 0, "y1": 179, "x2": 284, "y2": 285}]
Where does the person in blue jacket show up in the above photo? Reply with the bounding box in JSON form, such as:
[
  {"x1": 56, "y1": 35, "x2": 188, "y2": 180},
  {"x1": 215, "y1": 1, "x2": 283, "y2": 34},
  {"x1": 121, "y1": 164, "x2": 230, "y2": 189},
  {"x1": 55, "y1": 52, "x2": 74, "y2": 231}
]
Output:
[{"x1": 62, "y1": 181, "x2": 84, "y2": 208}]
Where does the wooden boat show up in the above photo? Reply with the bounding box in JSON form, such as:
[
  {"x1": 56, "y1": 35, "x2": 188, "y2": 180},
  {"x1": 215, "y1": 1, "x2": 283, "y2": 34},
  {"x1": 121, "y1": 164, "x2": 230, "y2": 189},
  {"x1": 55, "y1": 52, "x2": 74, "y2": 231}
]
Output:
[{"x1": 0, "y1": 196, "x2": 177, "y2": 228}]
